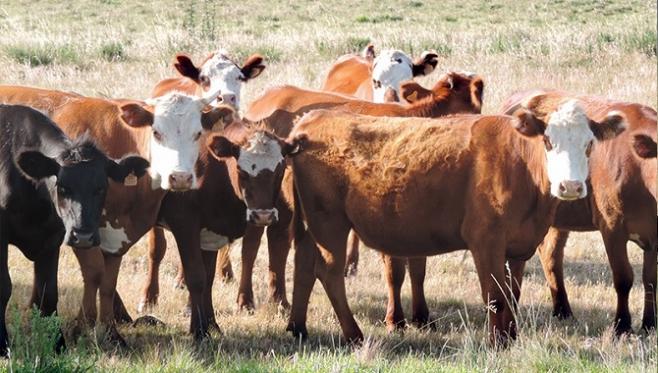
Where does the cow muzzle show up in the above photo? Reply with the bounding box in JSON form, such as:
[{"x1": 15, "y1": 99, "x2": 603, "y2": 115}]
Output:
[
  {"x1": 557, "y1": 180, "x2": 585, "y2": 200},
  {"x1": 247, "y1": 208, "x2": 278, "y2": 226},
  {"x1": 168, "y1": 171, "x2": 194, "y2": 191},
  {"x1": 68, "y1": 229, "x2": 99, "y2": 248}
]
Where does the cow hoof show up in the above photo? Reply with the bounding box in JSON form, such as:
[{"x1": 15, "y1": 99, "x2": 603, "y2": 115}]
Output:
[
  {"x1": 344, "y1": 265, "x2": 358, "y2": 278},
  {"x1": 208, "y1": 321, "x2": 222, "y2": 335},
  {"x1": 132, "y1": 315, "x2": 165, "y2": 327},
  {"x1": 136, "y1": 299, "x2": 156, "y2": 315},
  {"x1": 237, "y1": 297, "x2": 255, "y2": 313},
  {"x1": 553, "y1": 309, "x2": 574, "y2": 320},
  {"x1": 641, "y1": 319, "x2": 656, "y2": 334},
  {"x1": 104, "y1": 328, "x2": 127, "y2": 349},
  {"x1": 413, "y1": 318, "x2": 435, "y2": 331},
  {"x1": 0, "y1": 344, "x2": 7, "y2": 359},
  {"x1": 385, "y1": 318, "x2": 406, "y2": 333},
  {"x1": 286, "y1": 322, "x2": 308, "y2": 340},
  {"x1": 54, "y1": 331, "x2": 66, "y2": 354}
]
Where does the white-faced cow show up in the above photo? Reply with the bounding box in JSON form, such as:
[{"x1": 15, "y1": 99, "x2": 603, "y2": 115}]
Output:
[
  {"x1": 285, "y1": 96, "x2": 625, "y2": 346},
  {"x1": 0, "y1": 104, "x2": 148, "y2": 356},
  {"x1": 0, "y1": 85, "x2": 233, "y2": 344}
]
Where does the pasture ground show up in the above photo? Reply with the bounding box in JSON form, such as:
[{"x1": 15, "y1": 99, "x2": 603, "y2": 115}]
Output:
[{"x1": 0, "y1": 0, "x2": 656, "y2": 371}]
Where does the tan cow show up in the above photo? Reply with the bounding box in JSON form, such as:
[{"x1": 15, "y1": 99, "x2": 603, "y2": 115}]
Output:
[
  {"x1": 501, "y1": 90, "x2": 657, "y2": 334},
  {"x1": 285, "y1": 96, "x2": 625, "y2": 345},
  {"x1": 0, "y1": 85, "x2": 234, "y2": 344},
  {"x1": 322, "y1": 45, "x2": 439, "y2": 102}
]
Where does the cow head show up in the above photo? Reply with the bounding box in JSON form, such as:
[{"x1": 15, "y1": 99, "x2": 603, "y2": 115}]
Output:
[
  {"x1": 514, "y1": 98, "x2": 626, "y2": 200},
  {"x1": 174, "y1": 50, "x2": 265, "y2": 108},
  {"x1": 119, "y1": 91, "x2": 235, "y2": 191},
  {"x1": 371, "y1": 49, "x2": 439, "y2": 103},
  {"x1": 401, "y1": 71, "x2": 484, "y2": 114},
  {"x1": 16, "y1": 136, "x2": 149, "y2": 248},
  {"x1": 208, "y1": 130, "x2": 305, "y2": 226}
]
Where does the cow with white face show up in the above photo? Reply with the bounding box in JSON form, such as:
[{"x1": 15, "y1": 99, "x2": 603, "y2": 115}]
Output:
[
  {"x1": 521, "y1": 99, "x2": 625, "y2": 200},
  {"x1": 208, "y1": 128, "x2": 304, "y2": 226},
  {"x1": 371, "y1": 50, "x2": 439, "y2": 102},
  {"x1": 151, "y1": 50, "x2": 266, "y2": 110},
  {"x1": 120, "y1": 90, "x2": 235, "y2": 191}
]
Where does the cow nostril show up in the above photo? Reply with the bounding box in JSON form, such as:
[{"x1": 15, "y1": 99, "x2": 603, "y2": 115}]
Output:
[
  {"x1": 576, "y1": 185, "x2": 583, "y2": 194},
  {"x1": 559, "y1": 183, "x2": 567, "y2": 193}
]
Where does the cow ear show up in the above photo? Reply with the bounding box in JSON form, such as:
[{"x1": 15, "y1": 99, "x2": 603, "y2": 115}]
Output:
[
  {"x1": 469, "y1": 76, "x2": 484, "y2": 113},
  {"x1": 632, "y1": 134, "x2": 657, "y2": 159},
  {"x1": 400, "y1": 81, "x2": 432, "y2": 103},
  {"x1": 201, "y1": 105, "x2": 236, "y2": 131},
  {"x1": 590, "y1": 111, "x2": 626, "y2": 141},
  {"x1": 361, "y1": 44, "x2": 376, "y2": 61},
  {"x1": 240, "y1": 54, "x2": 266, "y2": 80},
  {"x1": 106, "y1": 155, "x2": 150, "y2": 183},
  {"x1": 16, "y1": 151, "x2": 60, "y2": 180},
  {"x1": 208, "y1": 135, "x2": 240, "y2": 160},
  {"x1": 282, "y1": 134, "x2": 307, "y2": 157},
  {"x1": 174, "y1": 54, "x2": 201, "y2": 83},
  {"x1": 412, "y1": 51, "x2": 439, "y2": 77},
  {"x1": 513, "y1": 108, "x2": 546, "y2": 137},
  {"x1": 119, "y1": 103, "x2": 154, "y2": 128}
]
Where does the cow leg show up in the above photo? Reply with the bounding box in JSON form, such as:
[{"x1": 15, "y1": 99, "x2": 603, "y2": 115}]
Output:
[
  {"x1": 507, "y1": 259, "x2": 526, "y2": 316},
  {"x1": 138, "y1": 228, "x2": 167, "y2": 313},
  {"x1": 311, "y1": 217, "x2": 363, "y2": 344},
  {"x1": 200, "y1": 249, "x2": 219, "y2": 332},
  {"x1": 73, "y1": 247, "x2": 105, "y2": 328},
  {"x1": 286, "y1": 226, "x2": 317, "y2": 339},
  {"x1": 642, "y1": 249, "x2": 657, "y2": 332},
  {"x1": 98, "y1": 254, "x2": 126, "y2": 347},
  {"x1": 409, "y1": 257, "x2": 430, "y2": 329},
  {"x1": 344, "y1": 230, "x2": 360, "y2": 277},
  {"x1": 267, "y1": 216, "x2": 292, "y2": 309},
  {"x1": 602, "y1": 232, "x2": 634, "y2": 335},
  {"x1": 237, "y1": 225, "x2": 264, "y2": 311},
  {"x1": 216, "y1": 245, "x2": 234, "y2": 282},
  {"x1": 471, "y1": 247, "x2": 513, "y2": 347},
  {"x1": 113, "y1": 290, "x2": 133, "y2": 324},
  {"x1": 31, "y1": 247, "x2": 65, "y2": 353},
  {"x1": 383, "y1": 254, "x2": 407, "y2": 332},
  {"x1": 0, "y1": 240, "x2": 11, "y2": 357},
  {"x1": 537, "y1": 228, "x2": 573, "y2": 319}
]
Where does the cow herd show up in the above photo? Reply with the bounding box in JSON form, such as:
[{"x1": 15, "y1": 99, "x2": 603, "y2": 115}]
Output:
[{"x1": 0, "y1": 45, "x2": 655, "y2": 355}]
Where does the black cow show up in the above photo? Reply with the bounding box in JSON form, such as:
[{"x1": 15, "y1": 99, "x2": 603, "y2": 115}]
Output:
[{"x1": 0, "y1": 104, "x2": 149, "y2": 357}]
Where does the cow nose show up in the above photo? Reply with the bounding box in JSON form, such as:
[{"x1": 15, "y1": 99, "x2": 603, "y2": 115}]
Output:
[
  {"x1": 169, "y1": 172, "x2": 194, "y2": 191},
  {"x1": 558, "y1": 180, "x2": 584, "y2": 200},
  {"x1": 222, "y1": 94, "x2": 237, "y2": 107},
  {"x1": 248, "y1": 210, "x2": 277, "y2": 226},
  {"x1": 69, "y1": 229, "x2": 96, "y2": 248}
]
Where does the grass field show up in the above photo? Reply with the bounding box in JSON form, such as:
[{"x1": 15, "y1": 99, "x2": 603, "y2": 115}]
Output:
[{"x1": 0, "y1": 0, "x2": 656, "y2": 371}]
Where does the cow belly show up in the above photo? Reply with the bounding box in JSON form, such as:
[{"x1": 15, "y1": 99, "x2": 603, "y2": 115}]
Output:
[{"x1": 200, "y1": 228, "x2": 229, "y2": 251}]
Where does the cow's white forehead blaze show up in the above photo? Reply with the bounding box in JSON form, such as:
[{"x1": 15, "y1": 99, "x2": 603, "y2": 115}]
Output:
[
  {"x1": 237, "y1": 132, "x2": 284, "y2": 177},
  {"x1": 147, "y1": 91, "x2": 205, "y2": 190},
  {"x1": 371, "y1": 49, "x2": 414, "y2": 103},
  {"x1": 544, "y1": 99, "x2": 595, "y2": 199},
  {"x1": 200, "y1": 50, "x2": 244, "y2": 107}
]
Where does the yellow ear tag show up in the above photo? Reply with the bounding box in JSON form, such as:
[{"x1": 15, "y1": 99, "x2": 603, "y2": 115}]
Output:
[
  {"x1": 407, "y1": 91, "x2": 418, "y2": 102},
  {"x1": 124, "y1": 173, "x2": 138, "y2": 186}
]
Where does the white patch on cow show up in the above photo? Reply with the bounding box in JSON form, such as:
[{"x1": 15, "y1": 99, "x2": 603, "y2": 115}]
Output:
[
  {"x1": 200, "y1": 50, "x2": 244, "y2": 108},
  {"x1": 246, "y1": 208, "x2": 279, "y2": 221},
  {"x1": 99, "y1": 222, "x2": 130, "y2": 254},
  {"x1": 371, "y1": 50, "x2": 414, "y2": 103},
  {"x1": 145, "y1": 92, "x2": 207, "y2": 190},
  {"x1": 200, "y1": 228, "x2": 229, "y2": 251},
  {"x1": 237, "y1": 132, "x2": 284, "y2": 177},
  {"x1": 544, "y1": 100, "x2": 596, "y2": 199}
]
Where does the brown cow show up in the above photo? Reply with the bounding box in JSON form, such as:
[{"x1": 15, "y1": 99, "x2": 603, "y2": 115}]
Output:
[
  {"x1": 285, "y1": 96, "x2": 625, "y2": 345},
  {"x1": 501, "y1": 90, "x2": 657, "y2": 334},
  {"x1": 0, "y1": 85, "x2": 235, "y2": 344},
  {"x1": 141, "y1": 72, "x2": 485, "y2": 313},
  {"x1": 151, "y1": 49, "x2": 265, "y2": 108},
  {"x1": 322, "y1": 46, "x2": 439, "y2": 102}
]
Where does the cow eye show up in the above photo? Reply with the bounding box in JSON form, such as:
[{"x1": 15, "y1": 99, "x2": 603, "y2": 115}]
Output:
[
  {"x1": 372, "y1": 79, "x2": 382, "y2": 89},
  {"x1": 193, "y1": 132, "x2": 202, "y2": 141},
  {"x1": 543, "y1": 136, "x2": 553, "y2": 151},
  {"x1": 153, "y1": 130, "x2": 162, "y2": 142},
  {"x1": 395, "y1": 58, "x2": 402, "y2": 63},
  {"x1": 585, "y1": 141, "x2": 593, "y2": 157},
  {"x1": 57, "y1": 185, "x2": 71, "y2": 196},
  {"x1": 200, "y1": 75, "x2": 210, "y2": 86}
]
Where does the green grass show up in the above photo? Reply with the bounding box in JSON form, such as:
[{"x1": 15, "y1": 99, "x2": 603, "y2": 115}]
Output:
[{"x1": 4, "y1": 43, "x2": 79, "y2": 66}]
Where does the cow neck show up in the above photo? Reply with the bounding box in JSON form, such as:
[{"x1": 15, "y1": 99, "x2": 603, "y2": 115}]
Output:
[{"x1": 506, "y1": 123, "x2": 552, "y2": 204}]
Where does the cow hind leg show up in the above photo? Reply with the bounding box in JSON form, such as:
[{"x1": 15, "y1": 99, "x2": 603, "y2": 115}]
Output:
[
  {"x1": 216, "y1": 245, "x2": 234, "y2": 282},
  {"x1": 603, "y1": 233, "x2": 634, "y2": 335},
  {"x1": 0, "y1": 242, "x2": 11, "y2": 357},
  {"x1": 344, "y1": 230, "x2": 360, "y2": 277},
  {"x1": 98, "y1": 254, "x2": 126, "y2": 347},
  {"x1": 383, "y1": 254, "x2": 407, "y2": 332},
  {"x1": 267, "y1": 221, "x2": 292, "y2": 309},
  {"x1": 408, "y1": 257, "x2": 430, "y2": 329},
  {"x1": 286, "y1": 226, "x2": 317, "y2": 339},
  {"x1": 537, "y1": 228, "x2": 573, "y2": 319},
  {"x1": 642, "y1": 249, "x2": 657, "y2": 332},
  {"x1": 138, "y1": 228, "x2": 167, "y2": 313},
  {"x1": 201, "y1": 250, "x2": 220, "y2": 333}
]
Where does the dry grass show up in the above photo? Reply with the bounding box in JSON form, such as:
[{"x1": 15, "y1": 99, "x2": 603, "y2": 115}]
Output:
[{"x1": 0, "y1": 0, "x2": 656, "y2": 371}]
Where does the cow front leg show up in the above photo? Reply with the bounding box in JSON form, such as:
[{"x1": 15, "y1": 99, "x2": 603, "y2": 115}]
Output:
[
  {"x1": 31, "y1": 247, "x2": 65, "y2": 353},
  {"x1": 138, "y1": 227, "x2": 167, "y2": 313},
  {"x1": 383, "y1": 254, "x2": 406, "y2": 332},
  {"x1": 72, "y1": 247, "x2": 105, "y2": 329},
  {"x1": 98, "y1": 253, "x2": 126, "y2": 347},
  {"x1": 642, "y1": 249, "x2": 657, "y2": 332},
  {"x1": 286, "y1": 224, "x2": 317, "y2": 340},
  {"x1": 0, "y1": 241, "x2": 11, "y2": 357},
  {"x1": 237, "y1": 225, "x2": 264, "y2": 311},
  {"x1": 267, "y1": 216, "x2": 292, "y2": 309},
  {"x1": 408, "y1": 257, "x2": 430, "y2": 329},
  {"x1": 537, "y1": 228, "x2": 573, "y2": 319},
  {"x1": 602, "y1": 232, "x2": 634, "y2": 335}
]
